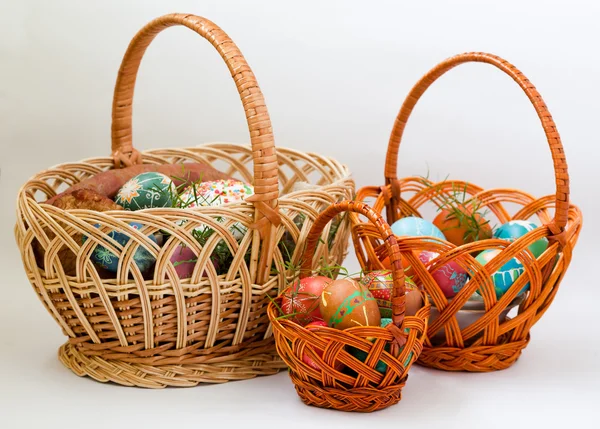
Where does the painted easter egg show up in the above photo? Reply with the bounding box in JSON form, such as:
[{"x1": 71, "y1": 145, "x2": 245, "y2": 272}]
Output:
[
  {"x1": 475, "y1": 249, "x2": 528, "y2": 298},
  {"x1": 281, "y1": 276, "x2": 332, "y2": 324},
  {"x1": 177, "y1": 179, "x2": 254, "y2": 208},
  {"x1": 86, "y1": 222, "x2": 156, "y2": 273},
  {"x1": 494, "y1": 220, "x2": 548, "y2": 258},
  {"x1": 359, "y1": 271, "x2": 422, "y2": 317},
  {"x1": 170, "y1": 244, "x2": 197, "y2": 279},
  {"x1": 418, "y1": 251, "x2": 468, "y2": 298},
  {"x1": 302, "y1": 320, "x2": 344, "y2": 371},
  {"x1": 319, "y1": 278, "x2": 381, "y2": 330},
  {"x1": 390, "y1": 217, "x2": 446, "y2": 241},
  {"x1": 348, "y1": 318, "x2": 413, "y2": 373},
  {"x1": 115, "y1": 172, "x2": 177, "y2": 210}
]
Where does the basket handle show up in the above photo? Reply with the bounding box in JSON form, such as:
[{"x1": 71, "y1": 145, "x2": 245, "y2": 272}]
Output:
[
  {"x1": 384, "y1": 52, "x2": 569, "y2": 236},
  {"x1": 110, "y1": 13, "x2": 280, "y2": 231},
  {"x1": 300, "y1": 201, "x2": 407, "y2": 328}
]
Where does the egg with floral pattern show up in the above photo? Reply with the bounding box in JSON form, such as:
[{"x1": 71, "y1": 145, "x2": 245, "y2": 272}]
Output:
[
  {"x1": 115, "y1": 172, "x2": 177, "y2": 210},
  {"x1": 85, "y1": 222, "x2": 157, "y2": 273},
  {"x1": 418, "y1": 251, "x2": 468, "y2": 298},
  {"x1": 359, "y1": 271, "x2": 422, "y2": 318}
]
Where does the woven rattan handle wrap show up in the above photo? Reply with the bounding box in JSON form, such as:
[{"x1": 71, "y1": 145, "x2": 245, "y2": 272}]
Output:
[
  {"x1": 111, "y1": 13, "x2": 279, "y2": 213},
  {"x1": 384, "y1": 52, "x2": 569, "y2": 233},
  {"x1": 301, "y1": 201, "x2": 407, "y2": 327}
]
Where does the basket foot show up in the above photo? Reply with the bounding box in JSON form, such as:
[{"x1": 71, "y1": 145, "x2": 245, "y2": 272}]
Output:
[
  {"x1": 289, "y1": 371, "x2": 407, "y2": 412},
  {"x1": 58, "y1": 342, "x2": 286, "y2": 388},
  {"x1": 417, "y1": 336, "x2": 530, "y2": 372}
]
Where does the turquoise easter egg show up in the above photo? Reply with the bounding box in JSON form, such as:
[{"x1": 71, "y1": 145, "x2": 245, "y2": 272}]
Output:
[
  {"x1": 391, "y1": 217, "x2": 446, "y2": 241},
  {"x1": 475, "y1": 249, "x2": 528, "y2": 298},
  {"x1": 348, "y1": 319, "x2": 413, "y2": 373},
  {"x1": 86, "y1": 222, "x2": 157, "y2": 273},
  {"x1": 494, "y1": 220, "x2": 548, "y2": 258},
  {"x1": 115, "y1": 172, "x2": 177, "y2": 210}
]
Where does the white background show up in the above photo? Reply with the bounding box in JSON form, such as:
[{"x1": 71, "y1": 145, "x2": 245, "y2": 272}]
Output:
[{"x1": 1, "y1": 0, "x2": 599, "y2": 428}]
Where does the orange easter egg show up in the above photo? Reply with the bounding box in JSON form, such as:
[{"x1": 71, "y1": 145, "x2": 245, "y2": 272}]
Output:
[{"x1": 319, "y1": 278, "x2": 381, "y2": 330}]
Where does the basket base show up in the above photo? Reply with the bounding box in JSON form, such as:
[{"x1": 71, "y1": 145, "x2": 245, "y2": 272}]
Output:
[
  {"x1": 417, "y1": 336, "x2": 530, "y2": 372},
  {"x1": 58, "y1": 342, "x2": 286, "y2": 388},
  {"x1": 289, "y1": 371, "x2": 407, "y2": 413}
]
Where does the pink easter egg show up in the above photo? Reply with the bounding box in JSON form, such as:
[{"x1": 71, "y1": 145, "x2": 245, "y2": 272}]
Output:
[
  {"x1": 419, "y1": 251, "x2": 468, "y2": 298},
  {"x1": 170, "y1": 245, "x2": 197, "y2": 279}
]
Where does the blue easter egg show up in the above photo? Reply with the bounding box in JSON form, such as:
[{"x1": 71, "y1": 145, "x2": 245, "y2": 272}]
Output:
[
  {"x1": 494, "y1": 220, "x2": 548, "y2": 258},
  {"x1": 475, "y1": 249, "x2": 528, "y2": 298},
  {"x1": 86, "y1": 222, "x2": 157, "y2": 273},
  {"x1": 391, "y1": 217, "x2": 446, "y2": 241}
]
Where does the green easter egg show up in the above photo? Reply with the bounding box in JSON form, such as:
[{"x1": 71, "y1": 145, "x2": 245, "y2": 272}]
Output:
[
  {"x1": 494, "y1": 220, "x2": 548, "y2": 258},
  {"x1": 115, "y1": 172, "x2": 176, "y2": 210}
]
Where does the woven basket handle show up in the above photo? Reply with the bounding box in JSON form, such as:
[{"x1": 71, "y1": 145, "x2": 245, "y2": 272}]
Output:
[
  {"x1": 384, "y1": 52, "x2": 569, "y2": 234},
  {"x1": 111, "y1": 13, "x2": 280, "y2": 226},
  {"x1": 300, "y1": 201, "x2": 407, "y2": 327}
]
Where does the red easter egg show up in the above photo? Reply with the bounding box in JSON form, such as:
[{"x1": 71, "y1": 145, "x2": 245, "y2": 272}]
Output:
[
  {"x1": 419, "y1": 251, "x2": 468, "y2": 298},
  {"x1": 281, "y1": 276, "x2": 332, "y2": 324},
  {"x1": 302, "y1": 320, "x2": 344, "y2": 371}
]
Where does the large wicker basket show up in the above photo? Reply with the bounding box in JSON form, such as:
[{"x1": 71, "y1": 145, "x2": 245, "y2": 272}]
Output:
[
  {"x1": 14, "y1": 13, "x2": 354, "y2": 388},
  {"x1": 269, "y1": 201, "x2": 430, "y2": 413},
  {"x1": 350, "y1": 52, "x2": 582, "y2": 372}
]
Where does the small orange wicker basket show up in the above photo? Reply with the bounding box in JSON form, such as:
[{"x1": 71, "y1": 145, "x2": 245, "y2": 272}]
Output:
[
  {"x1": 268, "y1": 200, "x2": 430, "y2": 412},
  {"x1": 350, "y1": 52, "x2": 582, "y2": 372}
]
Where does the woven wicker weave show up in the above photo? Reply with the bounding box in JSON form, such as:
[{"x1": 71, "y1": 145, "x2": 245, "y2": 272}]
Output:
[
  {"x1": 14, "y1": 13, "x2": 354, "y2": 388},
  {"x1": 350, "y1": 52, "x2": 582, "y2": 372},
  {"x1": 269, "y1": 201, "x2": 430, "y2": 412}
]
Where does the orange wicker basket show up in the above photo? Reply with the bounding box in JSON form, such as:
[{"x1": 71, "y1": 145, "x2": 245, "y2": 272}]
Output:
[
  {"x1": 350, "y1": 52, "x2": 582, "y2": 372},
  {"x1": 268, "y1": 201, "x2": 430, "y2": 412},
  {"x1": 14, "y1": 14, "x2": 354, "y2": 388}
]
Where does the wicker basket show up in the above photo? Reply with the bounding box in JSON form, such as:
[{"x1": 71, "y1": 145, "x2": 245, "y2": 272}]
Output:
[
  {"x1": 14, "y1": 13, "x2": 354, "y2": 388},
  {"x1": 269, "y1": 201, "x2": 430, "y2": 412},
  {"x1": 350, "y1": 52, "x2": 582, "y2": 372}
]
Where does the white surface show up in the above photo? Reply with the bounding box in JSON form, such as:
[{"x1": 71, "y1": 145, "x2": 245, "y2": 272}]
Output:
[{"x1": 1, "y1": 0, "x2": 599, "y2": 427}]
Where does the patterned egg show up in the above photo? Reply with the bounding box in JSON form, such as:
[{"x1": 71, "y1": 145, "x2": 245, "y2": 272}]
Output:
[
  {"x1": 348, "y1": 318, "x2": 413, "y2": 373},
  {"x1": 494, "y1": 220, "x2": 548, "y2": 258},
  {"x1": 302, "y1": 320, "x2": 344, "y2": 371},
  {"x1": 475, "y1": 249, "x2": 528, "y2": 298},
  {"x1": 281, "y1": 276, "x2": 332, "y2": 325},
  {"x1": 170, "y1": 244, "x2": 197, "y2": 279},
  {"x1": 86, "y1": 222, "x2": 156, "y2": 273},
  {"x1": 418, "y1": 251, "x2": 468, "y2": 298},
  {"x1": 177, "y1": 179, "x2": 254, "y2": 208},
  {"x1": 319, "y1": 278, "x2": 381, "y2": 330},
  {"x1": 390, "y1": 217, "x2": 446, "y2": 241},
  {"x1": 359, "y1": 271, "x2": 423, "y2": 317},
  {"x1": 115, "y1": 172, "x2": 177, "y2": 210}
]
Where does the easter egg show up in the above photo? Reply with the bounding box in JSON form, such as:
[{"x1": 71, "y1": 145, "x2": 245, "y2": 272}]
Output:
[
  {"x1": 281, "y1": 276, "x2": 332, "y2": 324},
  {"x1": 433, "y1": 208, "x2": 492, "y2": 246},
  {"x1": 177, "y1": 179, "x2": 254, "y2": 208},
  {"x1": 115, "y1": 172, "x2": 176, "y2": 210},
  {"x1": 302, "y1": 320, "x2": 344, "y2": 371},
  {"x1": 170, "y1": 244, "x2": 197, "y2": 279},
  {"x1": 390, "y1": 217, "x2": 446, "y2": 241},
  {"x1": 475, "y1": 249, "x2": 528, "y2": 298},
  {"x1": 359, "y1": 271, "x2": 423, "y2": 317},
  {"x1": 418, "y1": 251, "x2": 468, "y2": 298},
  {"x1": 348, "y1": 318, "x2": 413, "y2": 373},
  {"x1": 494, "y1": 220, "x2": 548, "y2": 258},
  {"x1": 319, "y1": 278, "x2": 381, "y2": 330},
  {"x1": 86, "y1": 222, "x2": 156, "y2": 273}
]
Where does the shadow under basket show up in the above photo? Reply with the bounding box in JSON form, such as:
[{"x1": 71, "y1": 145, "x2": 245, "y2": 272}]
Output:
[
  {"x1": 350, "y1": 52, "x2": 582, "y2": 372},
  {"x1": 14, "y1": 14, "x2": 354, "y2": 388},
  {"x1": 269, "y1": 201, "x2": 430, "y2": 412}
]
